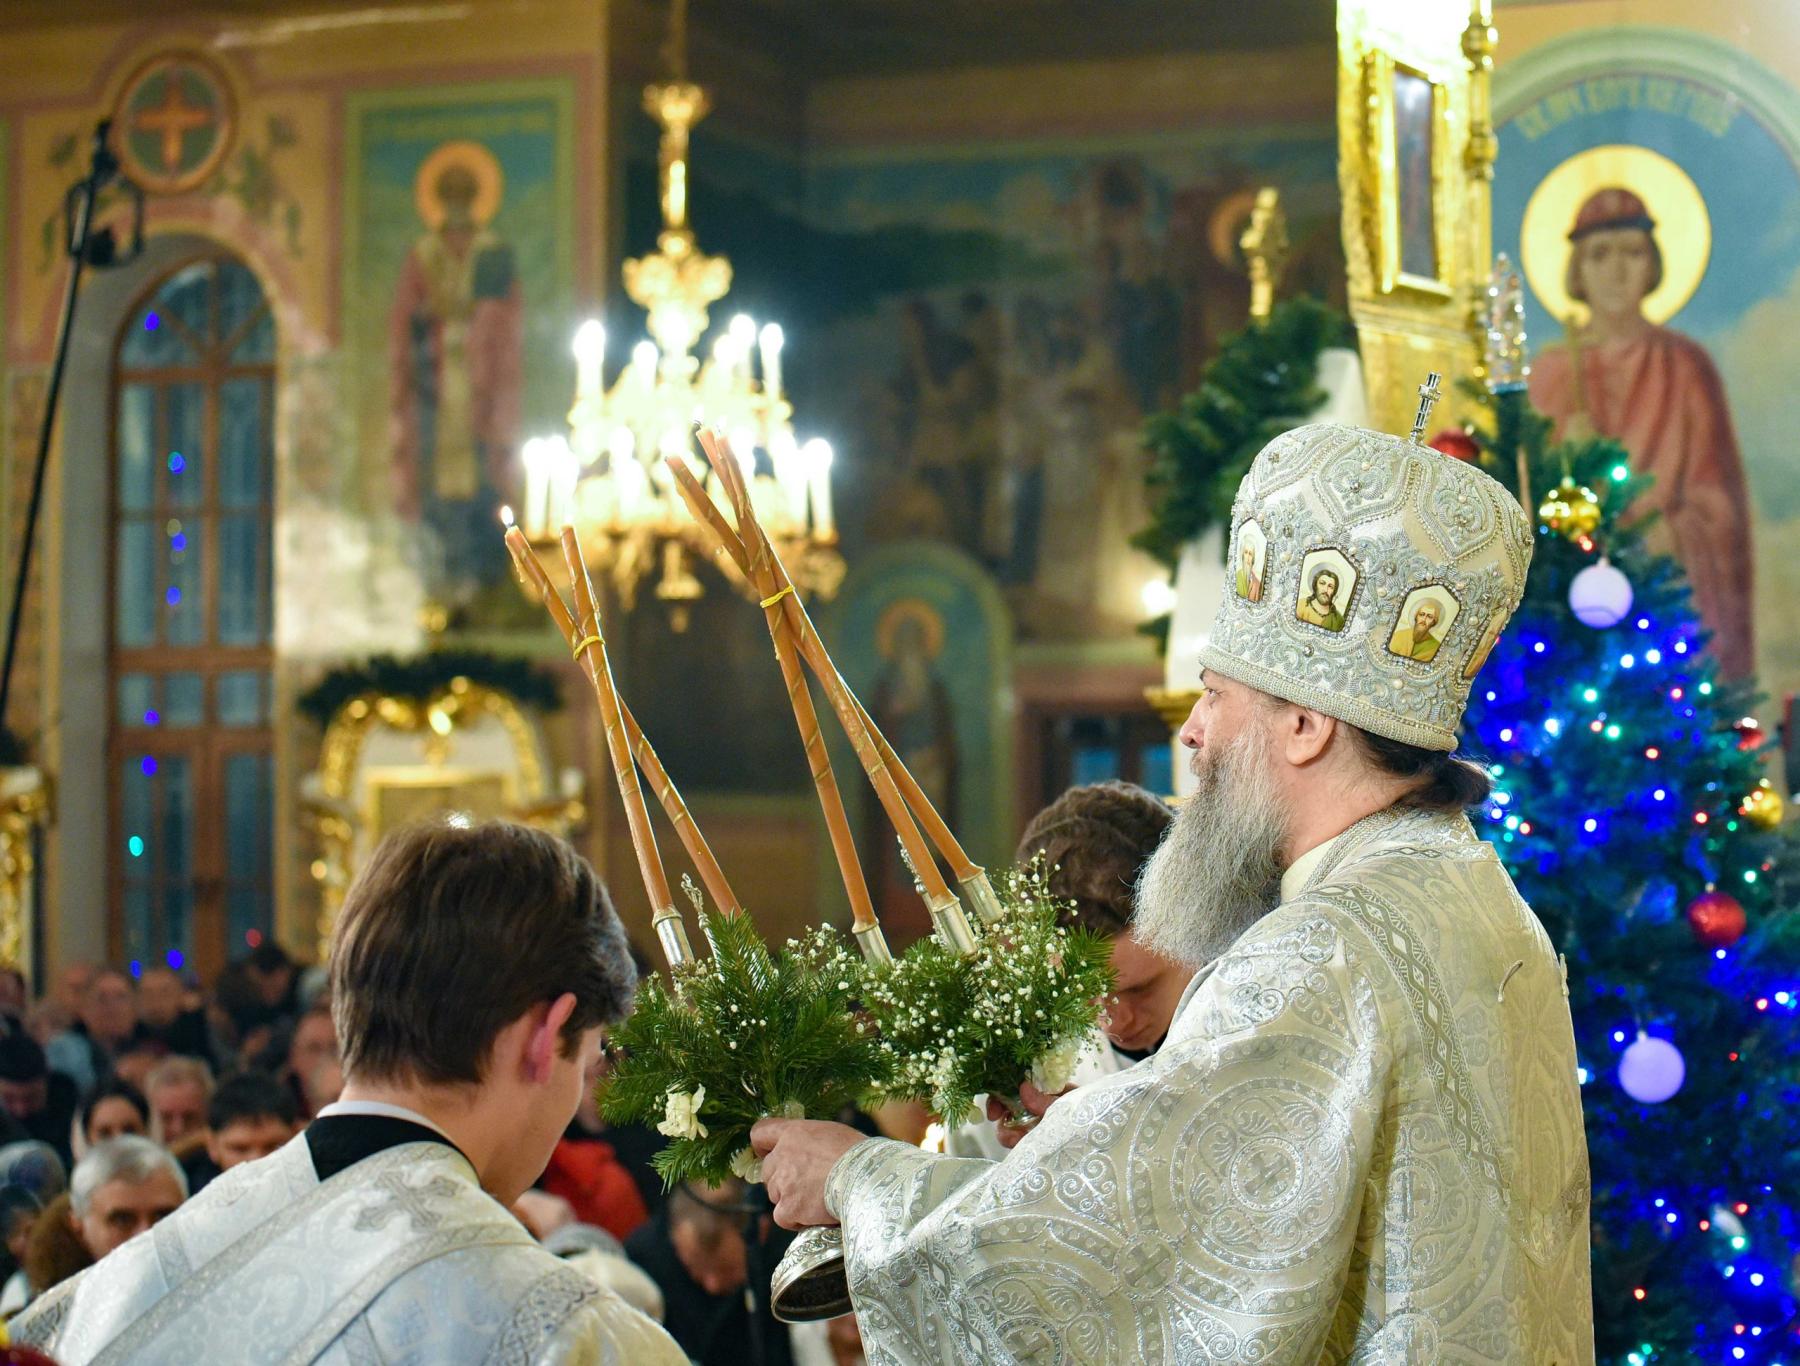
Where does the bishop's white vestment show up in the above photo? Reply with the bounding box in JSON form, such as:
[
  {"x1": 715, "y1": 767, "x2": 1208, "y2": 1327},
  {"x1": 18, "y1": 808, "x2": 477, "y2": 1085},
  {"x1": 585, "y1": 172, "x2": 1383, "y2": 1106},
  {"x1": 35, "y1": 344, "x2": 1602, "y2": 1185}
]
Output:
[
  {"x1": 12, "y1": 1127, "x2": 686, "y2": 1364},
  {"x1": 825, "y1": 808, "x2": 1594, "y2": 1364}
]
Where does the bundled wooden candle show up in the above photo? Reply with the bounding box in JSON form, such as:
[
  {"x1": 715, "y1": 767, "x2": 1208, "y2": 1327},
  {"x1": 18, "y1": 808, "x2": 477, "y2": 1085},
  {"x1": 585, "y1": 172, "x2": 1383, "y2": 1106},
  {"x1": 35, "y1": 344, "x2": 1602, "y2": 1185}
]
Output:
[
  {"x1": 668, "y1": 430, "x2": 1114, "y2": 1126},
  {"x1": 502, "y1": 527, "x2": 888, "y2": 1185}
]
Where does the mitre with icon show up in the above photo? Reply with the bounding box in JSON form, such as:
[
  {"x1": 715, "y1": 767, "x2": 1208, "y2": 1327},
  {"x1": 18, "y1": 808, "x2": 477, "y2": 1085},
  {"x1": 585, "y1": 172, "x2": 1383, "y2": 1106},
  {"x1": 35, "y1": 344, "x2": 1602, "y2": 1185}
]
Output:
[{"x1": 1197, "y1": 377, "x2": 1534, "y2": 751}]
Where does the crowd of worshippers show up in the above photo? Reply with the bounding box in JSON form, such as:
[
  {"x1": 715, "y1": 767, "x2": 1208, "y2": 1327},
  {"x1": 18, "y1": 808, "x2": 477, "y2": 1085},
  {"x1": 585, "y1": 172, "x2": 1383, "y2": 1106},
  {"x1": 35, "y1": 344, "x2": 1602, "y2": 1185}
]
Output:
[{"x1": 0, "y1": 780, "x2": 1179, "y2": 1366}]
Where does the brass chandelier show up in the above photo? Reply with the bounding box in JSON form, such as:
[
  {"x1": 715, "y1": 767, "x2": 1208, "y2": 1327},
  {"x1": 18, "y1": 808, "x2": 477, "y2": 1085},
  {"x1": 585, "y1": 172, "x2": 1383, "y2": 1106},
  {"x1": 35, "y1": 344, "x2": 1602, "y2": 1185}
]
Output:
[{"x1": 513, "y1": 0, "x2": 843, "y2": 627}]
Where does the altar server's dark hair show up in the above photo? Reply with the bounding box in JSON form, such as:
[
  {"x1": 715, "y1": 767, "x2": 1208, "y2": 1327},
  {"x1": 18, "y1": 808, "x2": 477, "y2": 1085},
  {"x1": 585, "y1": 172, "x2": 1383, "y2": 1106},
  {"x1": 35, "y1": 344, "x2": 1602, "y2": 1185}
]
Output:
[
  {"x1": 1015, "y1": 782, "x2": 1173, "y2": 936},
  {"x1": 330, "y1": 819, "x2": 636, "y2": 1087}
]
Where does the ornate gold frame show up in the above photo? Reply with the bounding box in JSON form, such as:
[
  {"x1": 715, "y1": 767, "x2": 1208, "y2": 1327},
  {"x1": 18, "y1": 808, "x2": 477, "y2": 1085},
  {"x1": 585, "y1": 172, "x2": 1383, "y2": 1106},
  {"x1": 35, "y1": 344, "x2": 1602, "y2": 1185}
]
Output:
[
  {"x1": 0, "y1": 771, "x2": 51, "y2": 978},
  {"x1": 1339, "y1": 0, "x2": 1496, "y2": 436},
  {"x1": 303, "y1": 678, "x2": 583, "y2": 956},
  {"x1": 1365, "y1": 52, "x2": 1456, "y2": 299}
]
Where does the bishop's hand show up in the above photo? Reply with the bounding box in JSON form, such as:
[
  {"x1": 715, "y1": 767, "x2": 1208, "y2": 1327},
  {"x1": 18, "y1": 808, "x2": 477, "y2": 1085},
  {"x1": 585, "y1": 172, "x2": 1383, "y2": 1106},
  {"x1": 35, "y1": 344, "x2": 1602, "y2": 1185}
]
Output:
[
  {"x1": 750, "y1": 1117, "x2": 866, "y2": 1231},
  {"x1": 986, "y1": 1079, "x2": 1069, "y2": 1150}
]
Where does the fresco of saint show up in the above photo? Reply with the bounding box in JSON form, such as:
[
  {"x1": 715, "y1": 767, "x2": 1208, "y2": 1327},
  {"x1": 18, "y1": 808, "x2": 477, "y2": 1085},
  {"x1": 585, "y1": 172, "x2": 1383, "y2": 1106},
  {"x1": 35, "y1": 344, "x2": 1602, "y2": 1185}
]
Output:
[
  {"x1": 388, "y1": 141, "x2": 523, "y2": 596},
  {"x1": 1527, "y1": 186, "x2": 1753, "y2": 676}
]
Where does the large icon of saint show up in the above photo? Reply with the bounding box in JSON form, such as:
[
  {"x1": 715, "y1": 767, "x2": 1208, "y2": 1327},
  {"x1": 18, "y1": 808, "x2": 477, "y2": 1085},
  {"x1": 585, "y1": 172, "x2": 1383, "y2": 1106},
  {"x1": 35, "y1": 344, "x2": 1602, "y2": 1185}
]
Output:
[
  {"x1": 1522, "y1": 155, "x2": 1753, "y2": 677},
  {"x1": 388, "y1": 139, "x2": 523, "y2": 597}
]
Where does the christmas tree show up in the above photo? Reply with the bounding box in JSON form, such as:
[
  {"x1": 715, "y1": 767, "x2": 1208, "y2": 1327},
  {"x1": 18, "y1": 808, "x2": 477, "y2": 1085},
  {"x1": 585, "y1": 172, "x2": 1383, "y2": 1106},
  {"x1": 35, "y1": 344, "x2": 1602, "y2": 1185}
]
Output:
[{"x1": 1455, "y1": 381, "x2": 1799, "y2": 1365}]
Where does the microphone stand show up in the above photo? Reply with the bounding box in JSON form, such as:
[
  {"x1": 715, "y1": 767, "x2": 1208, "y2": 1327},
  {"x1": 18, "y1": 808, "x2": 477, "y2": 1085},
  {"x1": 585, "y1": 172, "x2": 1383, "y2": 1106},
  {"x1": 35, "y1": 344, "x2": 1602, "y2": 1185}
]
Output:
[{"x1": 0, "y1": 120, "x2": 144, "y2": 740}]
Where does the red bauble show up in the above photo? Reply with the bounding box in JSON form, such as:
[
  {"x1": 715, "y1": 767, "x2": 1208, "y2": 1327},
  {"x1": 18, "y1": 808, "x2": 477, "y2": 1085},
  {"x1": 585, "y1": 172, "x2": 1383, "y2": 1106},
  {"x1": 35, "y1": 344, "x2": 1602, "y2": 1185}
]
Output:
[
  {"x1": 1734, "y1": 716, "x2": 1765, "y2": 752},
  {"x1": 1428, "y1": 428, "x2": 1481, "y2": 462},
  {"x1": 1687, "y1": 891, "x2": 1747, "y2": 948}
]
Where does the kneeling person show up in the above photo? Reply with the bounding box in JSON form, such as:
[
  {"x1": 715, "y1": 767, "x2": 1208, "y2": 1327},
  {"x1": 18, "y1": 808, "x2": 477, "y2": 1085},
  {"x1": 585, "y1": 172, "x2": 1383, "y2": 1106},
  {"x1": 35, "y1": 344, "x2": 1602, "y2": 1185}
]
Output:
[{"x1": 15, "y1": 819, "x2": 685, "y2": 1364}]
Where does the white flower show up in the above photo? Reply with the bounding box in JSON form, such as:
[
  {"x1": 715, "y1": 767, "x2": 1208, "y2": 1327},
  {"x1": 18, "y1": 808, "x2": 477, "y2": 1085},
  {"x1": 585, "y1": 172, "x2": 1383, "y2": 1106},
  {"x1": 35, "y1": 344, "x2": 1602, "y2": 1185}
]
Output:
[
  {"x1": 1029, "y1": 1037, "x2": 1084, "y2": 1094},
  {"x1": 656, "y1": 1085, "x2": 710, "y2": 1140},
  {"x1": 730, "y1": 1147, "x2": 764, "y2": 1183}
]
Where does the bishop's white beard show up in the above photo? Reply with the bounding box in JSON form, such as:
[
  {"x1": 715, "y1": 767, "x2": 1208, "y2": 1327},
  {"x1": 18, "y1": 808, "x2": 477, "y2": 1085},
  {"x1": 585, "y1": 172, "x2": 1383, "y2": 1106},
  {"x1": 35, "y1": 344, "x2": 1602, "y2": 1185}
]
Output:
[{"x1": 1134, "y1": 721, "x2": 1289, "y2": 968}]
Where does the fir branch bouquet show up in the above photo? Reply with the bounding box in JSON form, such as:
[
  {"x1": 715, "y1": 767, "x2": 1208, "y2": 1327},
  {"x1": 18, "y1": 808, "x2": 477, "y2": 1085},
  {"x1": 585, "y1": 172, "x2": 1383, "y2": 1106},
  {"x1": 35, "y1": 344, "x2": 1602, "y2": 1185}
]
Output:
[
  {"x1": 599, "y1": 907, "x2": 889, "y2": 1187},
  {"x1": 829, "y1": 860, "x2": 1115, "y2": 1127}
]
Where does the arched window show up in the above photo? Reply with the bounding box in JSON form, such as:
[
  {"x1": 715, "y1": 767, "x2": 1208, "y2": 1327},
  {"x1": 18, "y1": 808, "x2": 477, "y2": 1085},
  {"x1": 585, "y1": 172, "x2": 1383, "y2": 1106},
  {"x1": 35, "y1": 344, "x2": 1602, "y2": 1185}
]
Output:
[{"x1": 109, "y1": 251, "x2": 275, "y2": 981}]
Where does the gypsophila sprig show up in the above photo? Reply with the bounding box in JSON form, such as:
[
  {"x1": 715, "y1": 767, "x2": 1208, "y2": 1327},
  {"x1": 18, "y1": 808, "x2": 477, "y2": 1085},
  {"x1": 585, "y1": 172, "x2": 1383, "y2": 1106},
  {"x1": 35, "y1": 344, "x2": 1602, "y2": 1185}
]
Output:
[
  {"x1": 856, "y1": 859, "x2": 1114, "y2": 1126},
  {"x1": 599, "y1": 910, "x2": 889, "y2": 1187}
]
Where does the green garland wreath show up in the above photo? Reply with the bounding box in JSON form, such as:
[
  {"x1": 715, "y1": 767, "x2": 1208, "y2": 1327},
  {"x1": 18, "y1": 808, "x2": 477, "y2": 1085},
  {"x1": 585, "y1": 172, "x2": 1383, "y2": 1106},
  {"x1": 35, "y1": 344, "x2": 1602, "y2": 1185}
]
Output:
[
  {"x1": 1134, "y1": 298, "x2": 1355, "y2": 638},
  {"x1": 297, "y1": 650, "x2": 563, "y2": 726}
]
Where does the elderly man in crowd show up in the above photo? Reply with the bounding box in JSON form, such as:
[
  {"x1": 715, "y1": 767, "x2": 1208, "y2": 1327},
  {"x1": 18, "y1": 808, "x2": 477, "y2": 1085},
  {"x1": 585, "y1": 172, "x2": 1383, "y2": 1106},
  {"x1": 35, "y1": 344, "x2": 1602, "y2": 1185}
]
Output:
[
  {"x1": 67, "y1": 1136, "x2": 186, "y2": 1266},
  {"x1": 143, "y1": 1057, "x2": 213, "y2": 1153}
]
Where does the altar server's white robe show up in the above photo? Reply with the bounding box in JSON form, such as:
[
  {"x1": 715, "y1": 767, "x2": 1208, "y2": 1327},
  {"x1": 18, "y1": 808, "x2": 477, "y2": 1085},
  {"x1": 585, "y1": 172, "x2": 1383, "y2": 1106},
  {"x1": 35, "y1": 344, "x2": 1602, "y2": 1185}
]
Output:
[
  {"x1": 12, "y1": 1136, "x2": 685, "y2": 1365},
  {"x1": 826, "y1": 808, "x2": 1594, "y2": 1364}
]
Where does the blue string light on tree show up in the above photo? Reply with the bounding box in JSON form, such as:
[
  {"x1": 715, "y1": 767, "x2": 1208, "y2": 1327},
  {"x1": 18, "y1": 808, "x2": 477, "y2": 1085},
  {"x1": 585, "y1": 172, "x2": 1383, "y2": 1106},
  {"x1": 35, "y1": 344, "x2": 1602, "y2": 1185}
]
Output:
[{"x1": 1569, "y1": 558, "x2": 1633, "y2": 629}]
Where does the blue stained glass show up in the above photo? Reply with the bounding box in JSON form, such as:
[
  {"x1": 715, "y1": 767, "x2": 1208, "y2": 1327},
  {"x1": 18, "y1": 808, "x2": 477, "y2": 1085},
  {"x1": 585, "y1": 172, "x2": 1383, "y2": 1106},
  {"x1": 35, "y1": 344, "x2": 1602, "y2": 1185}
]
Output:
[
  {"x1": 116, "y1": 384, "x2": 155, "y2": 510},
  {"x1": 217, "y1": 671, "x2": 267, "y2": 726},
  {"x1": 165, "y1": 534, "x2": 202, "y2": 645},
  {"x1": 228, "y1": 886, "x2": 270, "y2": 953},
  {"x1": 161, "y1": 756, "x2": 192, "y2": 880},
  {"x1": 140, "y1": 756, "x2": 157, "y2": 776},
  {"x1": 224, "y1": 753, "x2": 271, "y2": 881},
  {"x1": 1071, "y1": 745, "x2": 1120, "y2": 786},
  {"x1": 116, "y1": 673, "x2": 154, "y2": 727},
  {"x1": 219, "y1": 378, "x2": 268, "y2": 508},
  {"x1": 122, "y1": 758, "x2": 150, "y2": 834},
  {"x1": 126, "y1": 907, "x2": 151, "y2": 971},
  {"x1": 121, "y1": 301, "x2": 195, "y2": 366},
  {"x1": 162, "y1": 885, "x2": 192, "y2": 969},
  {"x1": 1140, "y1": 741, "x2": 1173, "y2": 798},
  {"x1": 218, "y1": 515, "x2": 268, "y2": 645},
  {"x1": 162, "y1": 674, "x2": 203, "y2": 726},
  {"x1": 170, "y1": 533, "x2": 186, "y2": 552},
  {"x1": 165, "y1": 385, "x2": 203, "y2": 508},
  {"x1": 115, "y1": 521, "x2": 156, "y2": 647},
  {"x1": 158, "y1": 262, "x2": 211, "y2": 341},
  {"x1": 220, "y1": 261, "x2": 274, "y2": 363},
  {"x1": 230, "y1": 309, "x2": 275, "y2": 365},
  {"x1": 166, "y1": 950, "x2": 184, "y2": 970},
  {"x1": 224, "y1": 752, "x2": 273, "y2": 948},
  {"x1": 217, "y1": 261, "x2": 261, "y2": 340}
]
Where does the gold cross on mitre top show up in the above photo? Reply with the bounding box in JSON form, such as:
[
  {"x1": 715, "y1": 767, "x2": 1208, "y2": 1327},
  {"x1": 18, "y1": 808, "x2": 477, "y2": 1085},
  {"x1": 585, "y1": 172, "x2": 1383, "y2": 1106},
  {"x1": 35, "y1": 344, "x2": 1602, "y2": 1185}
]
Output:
[{"x1": 1409, "y1": 372, "x2": 1443, "y2": 445}]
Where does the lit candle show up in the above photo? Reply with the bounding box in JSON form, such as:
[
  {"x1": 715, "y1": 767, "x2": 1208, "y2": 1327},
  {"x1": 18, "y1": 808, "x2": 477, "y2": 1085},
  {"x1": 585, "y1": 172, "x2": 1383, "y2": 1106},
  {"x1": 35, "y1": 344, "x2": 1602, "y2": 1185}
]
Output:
[
  {"x1": 803, "y1": 437, "x2": 834, "y2": 539},
  {"x1": 545, "y1": 436, "x2": 578, "y2": 530},
  {"x1": 616, "y1": 449, "x2": 649, "y2": 521},
  {"x1": 730, "y1": 315, "x2": 756, "y2": 384},
  {"x1": 604, "y1": 429, "x2": 636, "y2": 527},
  {"x1": 631, "y1": 340, "x2": 659, "y2": 387},
  {"x1": 572, "y1": 321, "x2": 605, "y2": 400},
  {"x1": 770, "y1": 433, "x2": 805, "y2": 524},
  {"x1": 520, "y1": 438, "x2": 548, "y2": 538},
  {"x1": 759, "y1": 322, "x2": 784, "y2": 406}
]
